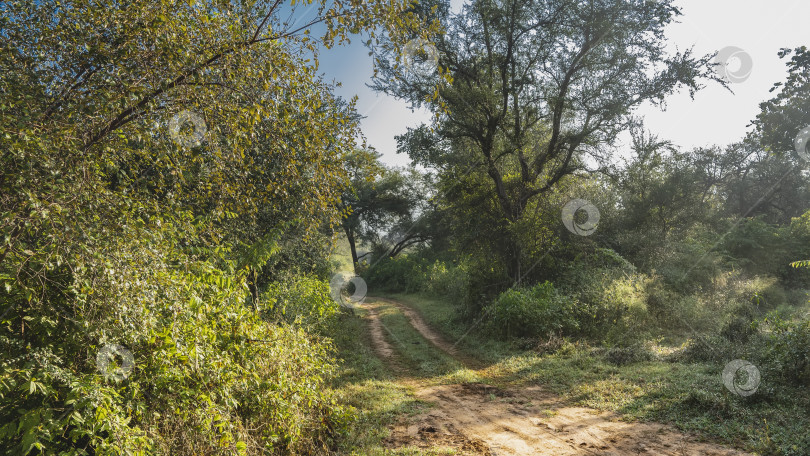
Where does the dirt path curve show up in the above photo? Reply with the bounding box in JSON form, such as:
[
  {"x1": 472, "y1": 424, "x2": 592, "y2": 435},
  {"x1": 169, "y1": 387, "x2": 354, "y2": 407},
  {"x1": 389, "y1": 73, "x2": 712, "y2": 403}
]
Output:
[
  {"x1": 372, "y1": 296, "x2": 485, "y2": 369},
  {"x1": 362, "y1": 297, "x2": 753, "y2": 456}
]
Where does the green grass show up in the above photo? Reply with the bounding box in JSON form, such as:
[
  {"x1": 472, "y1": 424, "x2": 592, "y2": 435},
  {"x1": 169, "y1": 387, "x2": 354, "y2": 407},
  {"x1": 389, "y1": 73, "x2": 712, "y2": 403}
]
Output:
[
  {"x1": 328, "y1": 306, "x2": 425, "y2": 455},
  {"x1": 385, "y1": 293, "x2": 810, "y2": 456},
  {"x1": 373, "y1": 299, "x2": 480, "y2": 383},
  {"x1": 384, "y1": 293, "x2": 514, "y2": 363},
  {"x1": 328, "y1": 298, "x2": 483, "y2": 455}
]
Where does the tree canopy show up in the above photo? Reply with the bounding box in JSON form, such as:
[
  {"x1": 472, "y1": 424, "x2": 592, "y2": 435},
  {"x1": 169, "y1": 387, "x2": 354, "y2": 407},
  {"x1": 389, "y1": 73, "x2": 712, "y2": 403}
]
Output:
[
  {"x1": 370, "y1": 0, "x2": 721, "y2": 280},
  {"x1": 0, "y1": 0, "x2": 425, "y2": 453}
]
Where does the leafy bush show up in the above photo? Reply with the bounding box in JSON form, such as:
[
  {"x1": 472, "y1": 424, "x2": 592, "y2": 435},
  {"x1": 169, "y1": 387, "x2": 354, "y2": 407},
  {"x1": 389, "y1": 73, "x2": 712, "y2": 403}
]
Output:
[
  {"x1": 603, "y1": 343, "x2": 655, "y2": 366},
  {"x1": 0, "y1": 214, "x2": 352, "y2": 455},
  {"x1": 654, "y1": 224, "x2": 722, "y2": 293},
  {"x1": 552, "y1": 250, "x2": 649, "y2": 341},
  {"x1": 677, "y1": 334, "x2": 734, "y2": 363},
  {"x1": 263, "y1": 275, "x2": 341, "y2": 330},
  {"x1": 424, "y1": 260, "x2": 470, "y2": 300},
  {"x1": 483, "y1": 281, "x2": 579, "y2": 339},
  {"x1": 361, "y1": 255, "x2": 428, "y2": 293},
  {"x1": 720, "y1": 217, "x2": 790, "y2": 277},
  {"x1": 785, "y1": 288, "x2": 810, "y2": 307},
  {"x1": 362, "y1": 255, "x2": 478, "y2": 311},
  {"x1": 600, "y1": 276, "x2": 651, "y2": 345},
  {"x1": 732, "y1": 275, "x2": 787, "y2": 311},
  {"x1": 719, "y1": 302, "x2": 760, "y2": 344},
  {"x1": 765, "y1": 317, "x2": 810, "y2": 386},
  {"x1": 644, "y1": 277, "x2": 716, "y2": 332}
]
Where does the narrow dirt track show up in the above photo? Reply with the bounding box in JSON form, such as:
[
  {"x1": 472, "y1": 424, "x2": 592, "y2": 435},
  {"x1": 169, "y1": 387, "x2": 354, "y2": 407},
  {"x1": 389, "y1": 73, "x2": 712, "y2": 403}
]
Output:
[{"x1": 362, "y1": 297, "x2": 753, "y2": 456}]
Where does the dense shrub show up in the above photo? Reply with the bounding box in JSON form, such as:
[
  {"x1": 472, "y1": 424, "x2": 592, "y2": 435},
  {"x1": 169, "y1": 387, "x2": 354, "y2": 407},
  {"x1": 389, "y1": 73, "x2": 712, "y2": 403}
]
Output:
[
  {"x1": 644, "y1": 278, "x2": 718, "y2": 333},
  {"x1": 263, "y1": 275, "x2": 341, "y2": 330},
  {"x1": 654, "y1": 224, "x2": 722, "y2": 293},
  {"x1": 679, "y1": 313, "x2": 810, "y2": 390},
  {"x1": 599, "y1": 276, "x2": 651, "y2": 344},
  {"x1": 361, "y1": 255, "x2": 428, "y2": 293},
  {"x1": 785, "y1": 288, "x2": 810, "y2": 307},
  {"x1": 733, "y1": 275, "x2": 787, "y2": 311},
  {"x1": 765, "y1": 316, "x2": 810, "y2": 386},
  {"x1": 424, "y1": 260, "x2": 470, "y2": 300},
  {"x1": 603, "y1": 343, "x2": 656, "y2": 366},
  {"x1": 362, "y1": 255, "x2": 480, "y2": 312},
  {"x1": 552, "y1": 249, "x2": 650, "y2": 341},
  {"x1": 483, "y1": 281, "x2": 579, "y2": 339},
  {"x1": 677, "y1": 334, "x2": 734, "y2": 363},
  {"x1": 0, "y1": 215, "x2": 352, "y2": 455},
  {"x1": 720, "y1": 218, "x2": 790, "y2": 277}
]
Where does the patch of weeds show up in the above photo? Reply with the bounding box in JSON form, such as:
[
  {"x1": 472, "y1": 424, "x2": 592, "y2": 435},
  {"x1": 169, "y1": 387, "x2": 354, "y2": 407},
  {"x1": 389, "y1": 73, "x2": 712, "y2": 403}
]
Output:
[
  {"x1": 540, "y1": 409, "x2": 558, "y2": 418},
  {"x1": 602, "y1": 343, "x2": 656, "y2": 366}
]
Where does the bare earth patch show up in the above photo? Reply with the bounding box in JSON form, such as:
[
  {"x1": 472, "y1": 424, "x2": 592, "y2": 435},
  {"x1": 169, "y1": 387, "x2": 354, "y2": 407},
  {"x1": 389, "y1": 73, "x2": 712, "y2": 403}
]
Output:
[
  {"x1": 362, "y1": 297, "x2": 753, "y2": 456},
  {"x1": 364, "y1": 301, "x2": 395, "y2": 359}
]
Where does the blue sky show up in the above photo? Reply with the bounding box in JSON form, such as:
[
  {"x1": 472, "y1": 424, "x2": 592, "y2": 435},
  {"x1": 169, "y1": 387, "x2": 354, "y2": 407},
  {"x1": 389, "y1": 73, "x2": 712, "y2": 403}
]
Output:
[{"x1": 317, "y1": 0, "x2": 809, "y2": 167}]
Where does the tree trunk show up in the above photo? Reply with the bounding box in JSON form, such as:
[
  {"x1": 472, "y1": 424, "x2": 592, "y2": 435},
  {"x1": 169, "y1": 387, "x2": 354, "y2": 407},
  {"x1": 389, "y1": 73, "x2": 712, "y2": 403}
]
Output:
[
  {"x1": 505, "y1": 236, "x2": 523, "y2": 287},
  {"x1": 344, "y1": 226, "x2": 359, "y2": 273}
]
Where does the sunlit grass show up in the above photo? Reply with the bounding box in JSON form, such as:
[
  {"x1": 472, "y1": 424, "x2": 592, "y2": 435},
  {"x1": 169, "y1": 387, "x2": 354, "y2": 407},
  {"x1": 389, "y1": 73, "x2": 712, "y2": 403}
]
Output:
[
  {"x1": 330, "y1": 297, "x2": 489, "y2": 454},
  {"x1": 329, "y1": 306, "x2": 424, "y2": 454},
  {"x1": 381, "y1": 292, "x2": 810, "y2": 455}
]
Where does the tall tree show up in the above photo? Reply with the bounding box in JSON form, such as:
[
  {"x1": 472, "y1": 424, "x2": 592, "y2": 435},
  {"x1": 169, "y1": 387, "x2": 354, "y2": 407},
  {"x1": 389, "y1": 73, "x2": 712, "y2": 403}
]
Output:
[
  {"x1": 752, "y1": 46, "x2": 810, "y2": 157},
  {"x1": 340, "y1": 150, "x2": 425, "y2": 270},
  {"x1": 371, "y1": 0, "x2": 721, "y2": 280}
]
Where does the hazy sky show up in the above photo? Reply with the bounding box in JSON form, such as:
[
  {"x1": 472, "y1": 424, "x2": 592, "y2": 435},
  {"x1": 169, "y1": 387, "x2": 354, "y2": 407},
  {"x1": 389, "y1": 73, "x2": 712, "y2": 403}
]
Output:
[{"x1": 318, "y1": 0, "x2": 809, "y2": 167}]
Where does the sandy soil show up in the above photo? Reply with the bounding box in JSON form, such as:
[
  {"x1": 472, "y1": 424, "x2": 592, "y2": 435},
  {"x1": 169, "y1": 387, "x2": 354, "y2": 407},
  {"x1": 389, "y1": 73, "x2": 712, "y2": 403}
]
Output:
[{"x1": 362, "y1": 297, "x2": 753, "y2": 456}]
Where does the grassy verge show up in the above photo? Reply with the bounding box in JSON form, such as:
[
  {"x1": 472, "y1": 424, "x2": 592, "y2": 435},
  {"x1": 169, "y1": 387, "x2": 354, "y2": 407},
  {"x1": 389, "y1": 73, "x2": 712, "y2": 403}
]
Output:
[
  {"x1": 327, "y1": 305, "x2": 422, "y2": 455},
  {"x1": 387, "y1": 293, "x2": 810, "y2": 456},
  {"x1": 329, "y1": 302, "x2": 479, "y2": 455},
  {"x1": 372, "y1": 299, "x2": 481, "y2": 384}
]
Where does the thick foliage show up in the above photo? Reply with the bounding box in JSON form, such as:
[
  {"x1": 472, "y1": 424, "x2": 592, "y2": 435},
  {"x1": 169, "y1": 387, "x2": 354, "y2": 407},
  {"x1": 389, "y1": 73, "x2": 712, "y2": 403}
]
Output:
[
  {"x1": 362, "y1": 255, "x2": 430, "y2": 294},
  {"x1": 262, "y1": 275, "x2": 341, "y2": 330},
  {"x1": 766, "y1": 316, "x2": 810, "y2": 387},
  {"x1": 0, "y1": 212, "x2": 349, "y2": 454},
  {"x1": 0, "y1": 0, "x2": 425, "y2": 454},
  {"x1": 483, "y1": 282, "x2": 578, "y2": 340}
]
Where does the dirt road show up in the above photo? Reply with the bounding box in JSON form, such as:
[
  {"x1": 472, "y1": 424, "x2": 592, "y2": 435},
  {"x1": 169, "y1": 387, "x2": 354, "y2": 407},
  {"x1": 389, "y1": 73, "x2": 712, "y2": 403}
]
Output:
[{"x1": 363, "y1": 297, "x2": 753, "y2": 456}]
